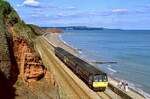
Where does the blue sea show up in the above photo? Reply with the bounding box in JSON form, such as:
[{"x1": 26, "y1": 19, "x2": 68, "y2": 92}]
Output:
[{"x1": 61, "y1": 29, "x2": 150, "y2": 96}]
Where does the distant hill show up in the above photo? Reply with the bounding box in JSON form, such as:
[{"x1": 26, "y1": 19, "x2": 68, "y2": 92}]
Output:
[
  {"x1": 43, "y1": 28, "x2": 63, "y2": 33},
  {"x1": 42, "y1": 26, "x2": 106, "y2": 30}
]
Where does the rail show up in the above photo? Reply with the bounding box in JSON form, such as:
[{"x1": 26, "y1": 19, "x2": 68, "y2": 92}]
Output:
[
  {"x1": 37, "y1": 37, "x2": 101, "y2": 99},
  {"x1": 108, "y1": 83, "x2": 132, "y2": 99},
  {"x1": 91, "y1": 61, "x2": 117, "y2": 64},
  {"x1": 97, "y1": 92, "x2": 112, "y2": 99},
  {"x1": 41, "y1": 34, "x2": 146, "y2": 99}
]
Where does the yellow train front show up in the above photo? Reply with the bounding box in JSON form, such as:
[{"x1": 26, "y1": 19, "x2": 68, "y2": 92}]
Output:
[{"x1": 91, "y1": 73, "x2": 108, "y2": 91}]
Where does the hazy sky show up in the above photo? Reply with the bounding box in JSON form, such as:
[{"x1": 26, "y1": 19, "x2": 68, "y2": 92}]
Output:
[{"x1": 7, "y1": 0, "x2": 150, "y2": 29}]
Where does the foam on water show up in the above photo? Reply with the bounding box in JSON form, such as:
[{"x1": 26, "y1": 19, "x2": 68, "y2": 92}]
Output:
[
  {"x1": 59, "y1": 34, "x2": 78, "y2": 51},
  {"x1": 107, "y1": 67, "x2": 117, "y2": 73}
]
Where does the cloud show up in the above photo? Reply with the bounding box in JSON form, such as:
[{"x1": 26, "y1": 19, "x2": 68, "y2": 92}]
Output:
[
  {"x1": 135, "y1": 4, "x2": 150, "y2": 14},
  {"x1": 110, "y1": 8, "x2": 149, "y2": 15},
  {"x1": 23, "y1": 0, "x2": 40, "y2": 8},
  {"x1": 143, "y1": 4, "x2": 150, "y2": 9},
  {"x1": 53, "y1": 7, "x2": 149, "y2": 19},
  {"x1": 111, "y1": 9, "x2": 129, "y2": 13},
  {"x1": 100, "y1": 8, "x2": 130, "y2": 16},
  {"x1": 54, "y1": 9, "x2": 130, "y2": 19},
  {"x1": 16, "y1": 4, "x2": 23, "y2": 7},
  {"x1": 65, "y1": 6, "x2": 77, "y2": 10},
  {"x1": 108, "y1": 9, "x2": 130, "y2": 15}
]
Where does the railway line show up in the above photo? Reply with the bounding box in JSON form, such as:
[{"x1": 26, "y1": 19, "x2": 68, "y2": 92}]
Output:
[
  {"x1": 34, "y1": 36, "x2": 125, "y2": 99},
  {"x1": 33, "y1": 33, "x2": 147, "y2": 99},
  {"x1": 97, "y1": 92, "x2": 112, "y2": 99},
  {"x1": 35, "y1": 36, "x2": 149, "y2": 99},
  {"x1": 105, "y1": 89, "x2": 122, "y2": 99},
  {"x1": 35, "y1": 37, "x2": 100, "y2": 98}
]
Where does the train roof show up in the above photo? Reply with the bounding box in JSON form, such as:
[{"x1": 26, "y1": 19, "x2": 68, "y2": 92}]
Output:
[
  {"x1": 55, "y1": 47, "x2": 105, "y2": 75},
  {"x1": 73, "y1": 56, "x2": 103, "y2": 74}
]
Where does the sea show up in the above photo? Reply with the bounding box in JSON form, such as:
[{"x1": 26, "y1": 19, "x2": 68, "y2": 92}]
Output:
[{"x1": 60, "y1": 29, "x2": 150, "y2": 97}]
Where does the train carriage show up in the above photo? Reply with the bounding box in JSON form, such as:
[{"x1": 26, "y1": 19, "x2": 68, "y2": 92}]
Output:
[{"x1": 55, "y1": 47, "x2": 108, "y2": 91}]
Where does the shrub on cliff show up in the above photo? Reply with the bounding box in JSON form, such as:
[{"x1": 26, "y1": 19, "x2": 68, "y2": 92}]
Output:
[
  {"x1": 13, "y1": 21, "x2": 32, "y2": 40},
  {"x1": 0, "y1": 0, "x2": 21, "y2": 26},
  {"x1": 0, "y1": 15, "x2": 11, "y2": 80},
  {"x1": 0, "y1": 0, "x2": 44, "y2": 40},
  {"x1": 7, "y1": 10, "x2": 20, "y2": 26},
  {"x1": 0, "y1": 0, "x2": 12, "y2": 17},
  {"x1": 27, "y1": 24, "x2": 45, "y2": 36}
]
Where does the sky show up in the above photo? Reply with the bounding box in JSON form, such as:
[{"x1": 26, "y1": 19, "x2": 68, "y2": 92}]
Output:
[{"x1": 7, "y1": 0, "x2": 150, "y2": 29}]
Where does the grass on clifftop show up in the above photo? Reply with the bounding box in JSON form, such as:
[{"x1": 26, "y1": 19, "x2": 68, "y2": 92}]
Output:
[
  {"x1": 0, "y1": 0, "x2": 44, "y2": 40},
  {"x1": 7, "y1": 10, "x2": 20, "y2": 26},
  {"x1": 0, "y1": 0, "x2": 11, "y2": 15}
]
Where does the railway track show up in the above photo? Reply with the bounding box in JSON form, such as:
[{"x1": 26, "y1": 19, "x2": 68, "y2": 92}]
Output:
[
  {"x1": 36, "y1": 37, "x2": 100, "y2": 99},
  {"x1": 35, "y1": 36, "x2": 125, "y2": 99},
  {"x1": 33, "y1": 34, "x2": 147, "y2": 99},
  {"x1": 97, "y1": 92, "x2": 112, "y2": 99}
]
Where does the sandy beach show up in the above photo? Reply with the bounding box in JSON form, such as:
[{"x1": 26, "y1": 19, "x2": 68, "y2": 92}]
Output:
[{"x1": 44, "y1": 33, "x2": 79, "y2": 56}]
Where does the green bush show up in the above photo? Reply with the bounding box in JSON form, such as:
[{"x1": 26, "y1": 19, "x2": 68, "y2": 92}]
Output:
[
  {"x1": 0, "y1": 10, "x2": 11, "y2": 80},
  {"x1": 0, "y1": 0, "x2": 12, "y2": 16},
  {"x1": 27, "y1": 24, "x2": 45, "y2": 36},
  {"x1": 13, "y1": 21, "x2": 37, "y2": 44},
  {"x1": 7, "y1": 10, "x2": 20, "y2": 26}
]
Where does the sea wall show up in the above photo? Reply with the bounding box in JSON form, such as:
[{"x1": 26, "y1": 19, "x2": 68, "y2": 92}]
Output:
[{"x1": 108, "y1": 83, "x2": 133, "y2": 99}]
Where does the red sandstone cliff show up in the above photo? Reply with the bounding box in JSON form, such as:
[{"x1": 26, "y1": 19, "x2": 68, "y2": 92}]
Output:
[{"x1": 44, "y1": 28, "x2": 63, "y2": 33}]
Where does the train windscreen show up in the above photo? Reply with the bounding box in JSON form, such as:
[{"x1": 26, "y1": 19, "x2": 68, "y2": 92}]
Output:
[{"x1": 94, "y1": 74, "x2": 107, "y2": 82}]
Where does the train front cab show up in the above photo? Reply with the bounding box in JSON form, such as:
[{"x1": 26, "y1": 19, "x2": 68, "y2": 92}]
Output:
[{"x1": 92, "y1": 74, "x2": 108, "y2": 91}]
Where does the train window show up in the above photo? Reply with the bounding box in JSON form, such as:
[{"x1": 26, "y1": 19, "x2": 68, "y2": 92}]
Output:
[
  {"x1": 102, "y1": 75, "x2": 108, "y2": 82},
  {"x1": 89, "y1": 76, "x2": 93, "y2": 83},
  {"x1": 94, "y1": 75, "x2": 102, "y2": 82},
  {"x1": 94, "y1": 74, "x2": 108, "y2": 82}
]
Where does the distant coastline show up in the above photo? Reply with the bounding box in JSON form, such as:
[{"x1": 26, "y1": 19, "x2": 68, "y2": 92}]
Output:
[
  {"x1": 42, "y1": 26, "x2": 123, "y2": 31},
  {"x1": 43, "y1": 28, "x2": 63, "y2": 33},
  {"x1": 42, "y1": 26, "x2": 150, "y2": 31}
]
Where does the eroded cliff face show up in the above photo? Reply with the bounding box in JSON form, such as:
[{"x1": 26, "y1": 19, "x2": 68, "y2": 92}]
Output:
[
  {"x1": 44, "y1": 28, "x2": 63, "y2": 33},
  {"x1": 13, "y1": 37, "x2": 45, "y2": 82},
  {"x1": 0, "y1": 0, "x2": 45, "y2": 81},
  {"x1": 0, "y1": 0, "x2": 59, "y2": 98},
  {"x1": 0, "y1": 1, "x2": 17, "y2": 98},
  {"x1": 0, "y1": 17, "x2": 11, "y2": 80}
]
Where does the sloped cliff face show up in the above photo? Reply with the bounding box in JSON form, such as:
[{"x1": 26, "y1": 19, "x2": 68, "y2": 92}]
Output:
[
  {"x1": 0, "y1": 0, "x2": 44, "y2": 78},
  {"x1": 0, "y1": 1, "x2": 57, "y2": 98},
  {"x1": 0, "y1": 1, "x2": 17, "y2": 98},
  {"x1": 44, "y1": 28, "x2": 63, "y2": 33},
  {"x1": 0, "y1": 0, "x2": 12, "y2": 80}
]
